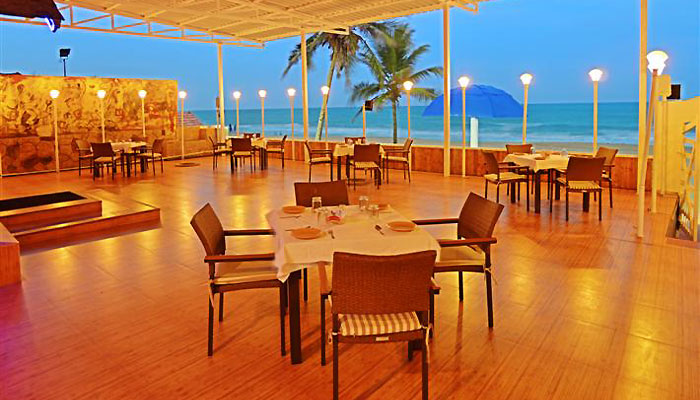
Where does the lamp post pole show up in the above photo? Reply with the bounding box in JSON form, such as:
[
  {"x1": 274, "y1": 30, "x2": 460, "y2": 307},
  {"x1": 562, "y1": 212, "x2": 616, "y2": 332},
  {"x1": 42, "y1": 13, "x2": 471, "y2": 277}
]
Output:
[
  {"x1": 403, "y1": 81, "x2": 413, "y2": 140},
  {"x1": 97, "y1": 90, "x2": 106, "y2": 142},
  {"x1": 258, "y1": 90, "x2": 267, "y2": 138},
  {"x1": 362, "y1": 104, "x2": 366, "y2": 138},
  {"x1": 233, "y1": 91, "x2": 241, "y2": 136},
  {"x1": 287, "y1": 88, "x2": 296, "y2": 160},
  {"x1": 458, "y1": 76, "x2": 470, "y2": 177},
  {"x1": 50, "y1": 90, "x2": 60, "y2": 172},
  {"x1": 179, "y1": 91, "x2": 187, "y2": 160},
  {"x1": 588, "y1": 69, "x2": 603, "y2": 153},
  {"x1": 520, "y1": 73, "x2": 533, "y2": 144},
  {"x1": 138, "y1": 90, "x2": 147, "y2": 138},
  {"x1": 321, "y1": 85, "x2": 330, "y2": 149}
]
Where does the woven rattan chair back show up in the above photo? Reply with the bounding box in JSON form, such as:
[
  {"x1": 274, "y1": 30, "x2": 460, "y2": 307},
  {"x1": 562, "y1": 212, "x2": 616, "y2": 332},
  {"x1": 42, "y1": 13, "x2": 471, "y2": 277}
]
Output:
[
  {"x1": 458, "y1": 192, "x2": 505, "y2": 240},
  {"x1": 353, "y1": 144, "x2": 380, "y2": 163},
  {"x1": 482, "y1": 151, "x2": 500, "y2": 175},
  {"x1": 331, "y1": 251, "x2": 437, "y2": 315},
  {"x1": 76, "y1": 139, "x2": 91, "y2": 152},
  {"x1": 566, "y1": 156, "x2": 605, "y2": 182},
  {"x1": 595, "y1": 146, "x2": 618, "y2": 165},
  {"x1": 505, "y1": 144, "x2": 533, "y2": 154},
  {"x1": 152, "y1": 138, "x2": 165, "y2": 154},
  {"x1": 294, "y1": 181, "x2": 349, "y2": 207},
  {"x1": 190, "y1": 204, "x2": 226, "y2": 256},
  {"x1": 71, "y1": 138, "x2": 80, "y2": 153},
  {"x1": 280, "y1": 135, "x2": 288, "y2": 145},
  {"x1": 402, "y1": 138, "x2": 414, "y2": 152},
  {"x1": 230, "y1": 137, "x2": 252, "y2": 152},
  {"x1": 91, "y1": 142, "x2": 115, "y2": 158}
]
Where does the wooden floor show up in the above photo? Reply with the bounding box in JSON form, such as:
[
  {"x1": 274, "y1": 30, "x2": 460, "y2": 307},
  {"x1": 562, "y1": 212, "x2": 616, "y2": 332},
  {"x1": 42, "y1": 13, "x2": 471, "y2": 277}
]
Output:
[{"x1": 0, "y1": 157, "x2": 698, "y2": 399}]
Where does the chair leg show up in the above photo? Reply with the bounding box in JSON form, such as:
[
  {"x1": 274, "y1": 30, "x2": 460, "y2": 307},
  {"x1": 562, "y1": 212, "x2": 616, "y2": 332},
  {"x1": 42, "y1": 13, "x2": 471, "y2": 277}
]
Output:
[
  {"x1": 408, "y1": 340, "x2": 414, "y2": 361},
  {"x1": 458, "y1": 271, "x2": 464, "y2": 301},
  {"x1": 496, "y1": 184, "x2": 500, "y2": 203},
  {"x1": 321, "y1": 295, "x2": 327, "y2": 366},
  {"x1": 486, "y1": 270, "x2": 494, "y2": 328},
  {"x1": 308, "y1": 164, "x2": 312, "y2": 182},
  {"x1": 609, "y1": 180, "x2": 613, "y2": 208},
  {"x1": 429, "y1": 291, "x2": 435, "y2": 338},
  {"x1": 599, "y1": 190, "x2": 603, "y2": 221},
  {"x1": 208, "y1": 297, "x2": 214, "y2": 356},
  {"x1": 333, "y1": 334, "x2": 339, "y2": 400},
  {"x1": 279, "y1": 285, "x2": 286, "y2": 356},
  {"x1": 218, "y1": 293, "x2": 224, "y2": 321},
  {"x1": 303, "y1": 268, "x2": 308, "y2": 302},
  {"x1": 329, "y1": 161, "x2": 333, "y2": 181},
  {"x1": 422, "y1": 333, "x2": 429, "y2": 400},
  {"x1": 484, "y1": 180, "x2": 488, "y2": 199},
  {"x1": 161, "y1": 157, "x2": 164, "y2": 172},
  {"x1": 408, "y1": 161, "x2": 412, "y2": 182},
  {"x1": 565, "y1": 189, "x2": 570, "y2": 221},
  {"x1": 152, "y1": 157, "x2": 156, "y2": 175},
  {"x1": 526, "y1": 178, "x2": 530, "y2": 211},
  {"x1": 550, "y1": 181, "x2": 554, "y2": 212}
]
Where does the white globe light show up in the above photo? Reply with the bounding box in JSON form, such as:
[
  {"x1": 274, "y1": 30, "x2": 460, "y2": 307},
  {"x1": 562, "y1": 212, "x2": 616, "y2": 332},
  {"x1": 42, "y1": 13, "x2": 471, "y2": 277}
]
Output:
[
  {"x1": 588, "y1": 68, "x2": 604, "y2": 82},
  {"x1": 258, "y1": 89, "x2": 267, "y2": 98},
  {"x1": 96, "y1": 89, "x2": 106, "y2": 99},
  {"x1": 403, "y1": 81, "x2": 414, "y2": 91},
  {"x1": 321, "y1": 85, "x2": 330, "y2": 95},
  {"x1": 520, "y1": 73, "x2": 533, "y2": 86},
  {"x1": 287, "y1": 88, "x2": 296, "y2": 97},
  {"x1": 233, "y1": 90, "x2": 241, "y2": 100},
  {"x1": 49, "y1": 89, "x2": 60, "y2": 99},
  {"x1": 138, "y1": 90, "x2": 147, "y2": 99},
  {"x1": 646, "y1": 50, "x2": 669, "y2": 74},
  {"x1": 178, "y1": 90, "x2": 187, "y2": 99},
  {"x1": 458, "y1": 76, "x2": 470, "y2": 88}
]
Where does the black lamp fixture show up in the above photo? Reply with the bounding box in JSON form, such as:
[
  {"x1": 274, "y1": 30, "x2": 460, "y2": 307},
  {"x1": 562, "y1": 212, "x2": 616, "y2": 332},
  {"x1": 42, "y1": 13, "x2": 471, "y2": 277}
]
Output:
[{"x1": 59, "y1": 48, "x2": 70, "y2": 77}]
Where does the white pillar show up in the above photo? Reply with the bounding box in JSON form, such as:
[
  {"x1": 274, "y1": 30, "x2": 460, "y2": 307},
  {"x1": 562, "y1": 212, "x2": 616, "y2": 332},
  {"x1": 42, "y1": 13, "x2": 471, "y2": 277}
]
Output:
[
  {"x1": 217, "y1": 43, "x2": 226, "y2": 142},
  {"x1": 593, "y1": 81, "x2": 599, "y2": 152},
  {"x1": 301, "y1": 32, "x2": 309, "y2": 141},
  {"x1": 100, "y1": 99, "x2": 106, "y2": 142},
  {"x1": 53, "y1": 101, "x2": 60, "y2": 172},
  {"x1": 522, "y1": 84, "x2": 529, "y2": 143},
  {"x1": 637, "y1": 0, "x2": 648, "y2": 237},
  {"x1": 442, "y1": 5, "x2": 451, "y2": 177},
  {"x1": 470, "y1": 117, "x2": 479, "y2": 148}
]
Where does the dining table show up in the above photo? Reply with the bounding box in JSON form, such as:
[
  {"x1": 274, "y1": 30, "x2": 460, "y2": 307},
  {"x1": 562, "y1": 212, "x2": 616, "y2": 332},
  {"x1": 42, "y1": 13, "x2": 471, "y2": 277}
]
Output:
[
  {"x1": 332, "y1": 143, "x2": 385, "y2": 182},
  {"x1": 252, "y1": 137, "x2": 268, "y2": 170},
  {"x1": 107, "y1": 141, "x2": 147, "y2": 177},
  {"x1": 502, "y1": 153, "x2": 569, "y2": 213},
  {"x1": 266, "y1": 204, "x2": 440, "y2": 364}
]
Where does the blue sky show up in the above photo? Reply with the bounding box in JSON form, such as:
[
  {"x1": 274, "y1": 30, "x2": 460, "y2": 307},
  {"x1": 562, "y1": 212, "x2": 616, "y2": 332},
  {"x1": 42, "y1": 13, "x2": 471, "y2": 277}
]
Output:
[{"x1": 0, "y1": 0, "x2": 697, "y2": 110}]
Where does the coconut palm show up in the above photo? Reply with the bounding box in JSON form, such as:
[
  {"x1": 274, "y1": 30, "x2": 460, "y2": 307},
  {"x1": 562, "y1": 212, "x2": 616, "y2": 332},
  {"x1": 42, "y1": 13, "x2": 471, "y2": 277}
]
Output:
[
  {"x1": 283, "y1": 23, "x2": 389, "y2": 140},
  {"x1": 351, "y1": 24, "x2": 442, "y2": 143}
]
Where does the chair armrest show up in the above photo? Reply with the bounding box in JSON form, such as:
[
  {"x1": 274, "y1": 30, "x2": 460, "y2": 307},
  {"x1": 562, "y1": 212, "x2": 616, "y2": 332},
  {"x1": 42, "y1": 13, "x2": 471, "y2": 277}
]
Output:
[
  {"x1": 204, "y1": 253, "x2": 275, "y2": 263},
  {"x1": 437, "y1": 237, "x2": 497, "y2": 247},
  {"x1": 604, "y1": 164, "x2": 615, "y2": 169},
  {"x1": 384, "y1": 148, "x2": 408, "y2": 154},
  {"x1": 412, "y1": 218, "x2": 459, "y2": 226},
  {"x1": 430, "y1": 277, "x2": 441, "y2": 294},
  {"x1": 223, "y1": 228, "x2": 274, "y2": 236}
]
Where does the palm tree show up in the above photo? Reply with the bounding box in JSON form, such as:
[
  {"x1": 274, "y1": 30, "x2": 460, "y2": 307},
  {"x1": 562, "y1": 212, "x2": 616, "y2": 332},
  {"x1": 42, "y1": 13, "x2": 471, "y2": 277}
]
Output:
[
  {"x1": 283, "y1": 23, "x2": 389, "y2": 140},
  {"x1": 351, "y1": 24, "x2": 442, "y2": 143}
]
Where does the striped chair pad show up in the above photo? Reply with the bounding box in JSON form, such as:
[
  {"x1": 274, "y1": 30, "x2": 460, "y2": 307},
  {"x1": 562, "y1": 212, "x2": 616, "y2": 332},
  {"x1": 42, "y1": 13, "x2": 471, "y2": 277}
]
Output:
[
  {"x1": 557, "y1": 178, "x2": 601, "y2": 190},
  {"x1": 436, "y1": 244, "x2": 485, "y2": 268},
  {"x1": 484, "y1": 172, "x2": 526, "y2": 183},
  {"x1": 214, "y1": 261, "x2": 278, "y2": 285},
  {"x1": 386, "y1": 156, "x2": 409, "y2": 162},
  {"x1": 338, "y1": 312, "x2": 421, "y2": 337},
  {"x1": 233, "y1": 151, "x2": 252, "y2": 157},
  {"x1": 138, "y1": 152, "x2": 161, "y2": 158},
  {"x1": 353, "y1": 161, "x2": 379, "y2": 169}
]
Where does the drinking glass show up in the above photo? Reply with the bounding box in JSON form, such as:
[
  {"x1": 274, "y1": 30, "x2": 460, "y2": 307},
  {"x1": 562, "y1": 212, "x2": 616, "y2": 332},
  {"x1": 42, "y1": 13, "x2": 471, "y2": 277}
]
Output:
[
  {"x1": 358, "y1": 196, "x2": 369, "y2": 212},
  {"x1": 312, "y1": 196, "x2": 322, "y2": 210},
  {"x1": 367, "y1": 204, "x2": 380, "y2": 222}
]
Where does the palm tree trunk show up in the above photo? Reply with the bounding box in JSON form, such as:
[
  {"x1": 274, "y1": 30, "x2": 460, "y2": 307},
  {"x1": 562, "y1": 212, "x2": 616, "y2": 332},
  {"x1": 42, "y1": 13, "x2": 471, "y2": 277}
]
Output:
[
  {"x1": 391, "y1": 101, "x2": 398, "y2": 144},
  {"x1": 315, "y1": 57, "x2": 337, "y2": 140}
]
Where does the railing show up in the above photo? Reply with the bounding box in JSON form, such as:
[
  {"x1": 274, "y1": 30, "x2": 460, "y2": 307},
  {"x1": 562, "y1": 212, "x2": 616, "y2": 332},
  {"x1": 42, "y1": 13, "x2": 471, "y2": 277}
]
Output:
[{"x1": 676, "y1": 122, "x2": 699, "y2": 240}]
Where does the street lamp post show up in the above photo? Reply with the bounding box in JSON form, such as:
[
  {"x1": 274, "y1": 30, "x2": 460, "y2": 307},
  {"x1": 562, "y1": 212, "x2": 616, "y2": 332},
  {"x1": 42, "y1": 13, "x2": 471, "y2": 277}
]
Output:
[
  {"x1": 233, "y1": 91, "x2": 241, "y2": 136},
  {"x1": 97, "y1": 89, "x2": 106, "y2": 142},
  {"x1": 179, "y1": 91, "x2": 187, "y2": 160},
  {"x1": 458, "y1": 75, "x2": 470, "y2": 177},
  {"x1": 588, "y1": 69, "x2": 603, "y2": 152},
  {"x1": 258, "y1": 90, "x2": 267, "y2": 138},
  {"x1": 403, "y1": 81, "x2": 413, "y2": 140},
  {"x1": 321, "y1": 85, "x2": 330, "y2": 149},
  {"x1": 287, "y1": 88, "x2": 296, "y2": 160},
  {"x1": 50, "y1": 89, "x2": 60, "y2": 172},
  {"x1": 520, "y1": 73, "x2": 533, "y2": 144},
  {"x1": 138, "y1": 90, "x2": 147, "y2": 138}
]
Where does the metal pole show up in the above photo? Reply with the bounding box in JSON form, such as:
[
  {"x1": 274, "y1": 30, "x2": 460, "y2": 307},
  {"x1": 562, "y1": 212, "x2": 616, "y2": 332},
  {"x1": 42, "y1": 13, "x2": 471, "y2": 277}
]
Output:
[
  {"x1": 638, "y1": 70, "x2": 657, "y2": 237},
  {"x1": 217, "y1": 43, "x2": 226, "y2": 142},
  {"x1": 324, "y1": 94, "x2": 329, "y2": 149},
  {"x1": 636, "y1": 0, "x2": 648, "y2": 237},
  {"x1": 442, "y1": 5, "x2": 451, "y2": 177},
  {"x1": 100, "y1": 98, "x2": 106, "y2": 142},
  {"x1": 461, "y1": 86, "x2": 466, "y2": 177},
  {"x1": 407, "y1": 91, "x2": 411, "y2": 139},
  {"x1": 181, "y1": 97, "x2": 185, "y2": 160},
  {"x1": 593, "y1": 81, "x2": 599, "y2": 152},
  {"x1": 301, "y1": 31, "x2": 309, "y2": 141},
  {"x1": 235, "y1": 98, "x2": 240, "y2": 136},
  {"x1": 290, "y1": 96, "x2": 295, "y2": 160},
  {"x1": 362, "y1": 104, "x2": 366, "y2": 138},
  {"x1": 141, "y1": 97, "x2": 146, "y2": 137},
  {"x1": 53, "y1": 101, "x2": 60, "y2": 172},
  {"x1": 261, "y1": 97, "x2": 265, "y2": 138},
  {"x1": 522, "y1": 84, "x2": 529, "y2": 144}
]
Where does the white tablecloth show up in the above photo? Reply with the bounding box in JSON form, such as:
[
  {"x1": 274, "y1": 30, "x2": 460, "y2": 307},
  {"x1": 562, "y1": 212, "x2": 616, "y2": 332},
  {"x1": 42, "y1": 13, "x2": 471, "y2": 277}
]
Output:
[
  {"x1": 333, "y1": 144, "x2": 385, "y2": 158},
  {"x1": 502, "y1": 153, "x2": 569, "y2": 172},
  {"x1": 110, "y1": 141, "x2": 147, "y2": 153},
  {"x1": 266, "y1": 205, "x2": 440, "y2": 280},
  {"x1": 252, "y1": 138, "x2": 267, "y2": 148}
]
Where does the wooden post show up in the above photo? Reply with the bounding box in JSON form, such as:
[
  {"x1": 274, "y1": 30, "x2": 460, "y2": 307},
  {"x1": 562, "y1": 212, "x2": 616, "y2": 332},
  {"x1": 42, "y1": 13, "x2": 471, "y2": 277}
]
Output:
[
  {"x1": 217, "y1": 43, "x2": 226, "y2": 142},
  {"x1": 636, "y1": 0, "x2": 648, "y2": 237},
  {"x1": 442, "y1": 5, "x2": 451, "y2": 177},
  {"x1": 301, "y1": 31, "x2": 309, "y2": 141},
  {"x1": 362, "y1": 104, "x2": 366, "y2": 138}
]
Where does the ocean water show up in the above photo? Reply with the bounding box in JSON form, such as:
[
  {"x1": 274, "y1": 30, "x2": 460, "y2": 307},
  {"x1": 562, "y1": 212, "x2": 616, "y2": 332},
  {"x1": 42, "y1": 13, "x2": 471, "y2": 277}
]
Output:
[{"x1": 192, "y1": 102, "x2": 639, "y2": 146}]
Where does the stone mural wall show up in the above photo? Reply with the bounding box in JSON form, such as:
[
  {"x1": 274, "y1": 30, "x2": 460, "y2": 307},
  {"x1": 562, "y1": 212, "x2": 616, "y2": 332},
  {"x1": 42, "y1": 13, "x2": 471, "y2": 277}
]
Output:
[{"x1": 0, "y1": 75, "x2": 177, "y2": 174}]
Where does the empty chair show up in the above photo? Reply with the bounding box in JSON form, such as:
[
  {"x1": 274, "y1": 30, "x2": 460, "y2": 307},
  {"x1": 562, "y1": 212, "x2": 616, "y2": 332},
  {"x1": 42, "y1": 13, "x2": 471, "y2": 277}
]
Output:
[
  {"x1": 208, "y1": 137, "x2": 231, "y2": 170},
  {"x1": 130, "y1": 134, "x2": 145, "y2": 142},
  {"x1": 550, "y1": 156, "x2": 606, "y2": 221},
  {"x1": 90, "y1": 142, "x2": 121, "y2": 179},
  {"x1": 266, "y1": 135, "x2": 287, "y2": 169},
  {"x1": 351, "y1": 144, "x2": 381, "y2": 189},
  {"x1": 330, "y1": 251, "x2": 437, "y2": 400},
  {"x1": 414, "y1": 193, "x2": 504, "y2": 328},
  {"x1": 138, "y1": 138, "x2": 165, "y2": 174},
  {"x1": 505, "y1": 143, "x2": 533, "y2": 154},
  {"x1": 482, "y1": 151, "x2": 529, "y2": 210},
  {"x1": 230, "y1": 137, "x2": 255, "y2": 172},
  {"x1": 383, "y1": 138, "x2": 413, "y2": 183},
  {"x1": 190, "y1": 204, "x2": 285, "y2": 357},
  {"x1": 304, "y1": 141, "x2": 333, "y2": 182},
  {"x1": 596, "y1": 146, "x2": 619, "y2": 208},
  {"x1": 71, "y1": 138, "x2": 92, "y2": 176}
]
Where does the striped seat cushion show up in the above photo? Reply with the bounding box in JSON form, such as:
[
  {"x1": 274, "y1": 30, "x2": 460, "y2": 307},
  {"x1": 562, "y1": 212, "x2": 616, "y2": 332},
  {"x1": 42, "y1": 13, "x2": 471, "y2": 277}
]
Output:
[
  {"x1": 436, "y1": 244, "x2": 485, "y2": 268},
  {"x1": 309, "y1": 156, "x2": 331, "y2": 163},
  {"x1": 386, "y1": 156, "x2": 408, "y2": 162},
  {"x1": 233, "y1": 151, "x2": 252, "y2": 157},
  {"x1": 338, "y1": 312, "x2": 421, "y2": 337},
  {"x1": 484, "y1": 172, "x2": 525, "y2": 183},
  {"x1": 354, "y1": 161, "x2": 379, "y2": 169},
  {"x1": 214, "y1": 261, "x2": 278, "y2": 285},
  {"x1": 557, "y1": 178, "x2": 601, "y2": 190}
]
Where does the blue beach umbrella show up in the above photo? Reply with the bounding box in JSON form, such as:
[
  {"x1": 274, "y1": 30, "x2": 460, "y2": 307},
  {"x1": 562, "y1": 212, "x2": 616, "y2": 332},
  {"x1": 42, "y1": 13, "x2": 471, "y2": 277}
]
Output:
[{"x1": 422, "y1": 84, "x2": 523, "y2": 118}]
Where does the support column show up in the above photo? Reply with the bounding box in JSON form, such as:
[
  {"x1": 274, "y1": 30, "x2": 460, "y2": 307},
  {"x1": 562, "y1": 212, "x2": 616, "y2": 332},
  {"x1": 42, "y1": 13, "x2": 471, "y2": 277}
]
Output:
[
  {"x1": 442, "y1": 5, "x2": 451, "y2": 177},
  {"x1": 636, "y1": 0, "x2": 648, "y2": 237},
  {"x1": 301, "y1": 31, "x2": 310, "y2": 141},
  {"x1": 217, "y1": 43, "x2": 226, "y2": 142}
]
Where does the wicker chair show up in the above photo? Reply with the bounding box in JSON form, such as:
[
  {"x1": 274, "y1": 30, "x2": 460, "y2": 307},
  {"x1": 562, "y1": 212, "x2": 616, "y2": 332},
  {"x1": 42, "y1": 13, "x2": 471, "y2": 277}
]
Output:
[
  {"x1": 266, "y1": 135, "x2": 287, "y2": 169},
  {"x1": 383, "y1": 138, "x2": 413, "y2": 183},
  {"x1": 71, "y1": 138, "x2": 92, "y2": 176},
  {"x1": 351, "y1": 144, "x2": 382, "y2": 189},
  {"x1": 330, "y1": 251, "x2": 437, "y2": 400},
  {"x1": 304, "y1": 141, "x2": 333, "y2": 182},
  {"x1": 504, "y1": 143, "x2": 535, "y2": 195},
  {"x1": 190, "y1": 204, "x2": 286, "y2": 357},
  {"x1": 208, "y1": 137, "x2": 231, "y2": 170},
  {"x1": 482, "y1": 151, "x2": 529, "y2": 210},
  {"x1": 230, "y1": 137, "x2": 255, "y2": 172},
  {"x1": 294, "y1": 180, "x2": 350, "y2": 365},
  {"x1": 414, "y1": 193, "x2": 504, "y2": 328},
  {"x1": 596, "y1": 147, "x2": 618, "y2": 208},
  {"x1": 90, "y1": 142, "x2": 121, "y2": 179},
  {"x1": 138, "y1": 138, "x2": 165, "y2": 174},
  {"x1": 550, "y1": 156, "x2": 605, "y2": 221}
]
